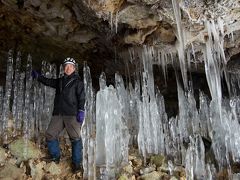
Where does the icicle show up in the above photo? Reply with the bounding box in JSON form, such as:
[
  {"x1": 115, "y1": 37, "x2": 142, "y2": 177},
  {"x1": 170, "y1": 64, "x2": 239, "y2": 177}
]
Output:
[
  {"x1": 115, "y1": 11, "x2": 119, "y2": 34},
  {"x1": 230, "y1": 31, "x2": 234, "y2": 42},
  {"x1": 172, "y1": 0, "x2": 188, "y2": 89},
  {"x1": 110, "y1": 11, "x2": 113, "y2": 31},
  {"x1": 157, "y1": 51, "x2": 167, "y2": 86}
]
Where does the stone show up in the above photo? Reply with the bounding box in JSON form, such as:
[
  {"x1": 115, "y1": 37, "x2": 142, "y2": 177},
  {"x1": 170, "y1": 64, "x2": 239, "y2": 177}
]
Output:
[
  {"x1": 123, "y1": 163, "x2": 134, "y2": 174},
  {"x1": 102, "y1": 0, "x2": 125, "y2": 13},
  {"x1": 9, "y1": 138, "x2": 42, "y2": 162},
  {"x1": 141, "y1": 0, "x2": 159, "y2": 5},
  {"x1": 44, "y1": 161, "x2": 61, "y2": 175},
  {"x1": 174, "y1": 166, "x2": 186, "y2": 178},
  {"x1": 138, "y1": 171, "x2": 164, "y2": 180},
  {"x1": 124, "y1": 27, "x2": 157, "y2": 44},
  {"x1": 150, "y1": 155, "x2": 166, "y2": 167},
  {"x1": 67, "y1": 30, "x2": 96, "y2": 43},
  {"x1": 170, "y1": 176, "x2": 178, "y2": 180},
  {"x1": 148, "y1": 24, "x2": 176, "y2": 44},
  {"x1": 0, "y1": 147, "x2": 7, "y2": 164},
  {"x1": 118, "y1": 5, "x2": 159, "y2": 29},
  {"x1": 118, "y1": 174, "x2": 129, "y2": 180},
  {"x1": 29, "y1": 159, "x2": 46, "y2": 180},
  {"x1": 0, "y1": 163, "x2": 24, "y2": 179},
  {"x1": 157, "y1": 163, "x2": 169, "y2": 173},
  {"x1": 140, "y1": 166, "x2": 156, "y2": 175},
  {"x1": 131, "y1": 156, "x2": 143, "y2": 167}
]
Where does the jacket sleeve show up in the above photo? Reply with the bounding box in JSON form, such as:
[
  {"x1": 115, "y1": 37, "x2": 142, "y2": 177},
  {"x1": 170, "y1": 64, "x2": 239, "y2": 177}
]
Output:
[
  {"x1": 37, "y1": 76, "x2": 58, "y2": 89},
  {"x1": 76, "y1": 80, "x2": 85, "y2": 111}
]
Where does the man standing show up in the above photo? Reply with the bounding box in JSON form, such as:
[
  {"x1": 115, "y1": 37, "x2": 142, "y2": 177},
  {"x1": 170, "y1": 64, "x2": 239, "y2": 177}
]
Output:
[{"x1": 32, "y1": 57, "x2": 85, "y2": 173}]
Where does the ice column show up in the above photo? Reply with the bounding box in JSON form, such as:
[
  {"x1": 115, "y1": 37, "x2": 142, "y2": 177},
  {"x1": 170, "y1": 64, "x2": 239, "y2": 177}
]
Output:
[
  {"x1": 81, "y1": 63, "x2": 96, "y2": 180},
  {"x1": 137, "y1": 46, "x2": 166, "y2": 163},
  {"x1": 128, "y1": 82, "x2": 139, "y2": 145},
  {"x1": 1, "y1": 50, "x2": 14, "y2": 143},
  {"x1": 15, "y1": 73, "x2": 25, "y2": 133},
  {"x1": 115, "y1": 73, "x2": 130, "y2": 165},
  {"x1": 96, "y1": 74, "x2": 129, "y2": 178},
  {"x1": 104, "y1": 85, "x2": 123, "y2": 178},
  {"x1": 185, "y1": 135, "x2": 205, "y2": 180},
  {"x1": 23, "y1": 55, "x2": 33, "y2": 140},
  {"x1": 39, "y1": 61, "x2": 56, "y2": 131},
  {"x1": 12, "y1": 52, "x2": 22, "y2": 135},
  {"x1": 96, "y1": 72, "x2": 107, "y2": 166},
  {"x1": 203, "y1": 19, "x2": 230, "y2": 172},
  {"x1": 33, "y1": 81, "x2": 42, "y2": 144}
]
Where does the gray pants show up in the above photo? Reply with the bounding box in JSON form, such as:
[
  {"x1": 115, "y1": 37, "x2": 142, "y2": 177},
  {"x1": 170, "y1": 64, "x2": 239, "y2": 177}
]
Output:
[{"x1": 46, "y1": 115, "x2": 81, "y2": 141}]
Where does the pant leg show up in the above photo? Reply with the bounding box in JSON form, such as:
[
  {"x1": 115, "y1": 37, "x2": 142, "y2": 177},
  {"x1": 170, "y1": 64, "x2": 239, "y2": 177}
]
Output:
[
  {"x1": 63, "y1": 116, "x2": 82, "y2": 164},
  {"x1": 46, "y1": 115, "x2": 65, "y2": 141},
  {"x1": 45, "y1": 116, "x2": 64, "y2": 159},
  {"x1": 63, "y1": 116, "x2": 81, "y2": 139}
]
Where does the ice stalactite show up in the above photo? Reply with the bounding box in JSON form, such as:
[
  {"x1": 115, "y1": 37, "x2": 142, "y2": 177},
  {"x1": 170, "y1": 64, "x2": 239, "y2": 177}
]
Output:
[
  {"x1": 203, "y1": 19, "x2": 232, "y2": 173},
  {"x1": 157, "y1": 51, "x2": 168, "y2": 86},
  {"x1": 172, "y1": 0, "x2": 188, "y2": 90},
  {"x1": 81, "y1": 63, "x2": 96, "y2": 180},
  {"x1": 2, "y1": 50, "x2": 14, "y2": 144}
]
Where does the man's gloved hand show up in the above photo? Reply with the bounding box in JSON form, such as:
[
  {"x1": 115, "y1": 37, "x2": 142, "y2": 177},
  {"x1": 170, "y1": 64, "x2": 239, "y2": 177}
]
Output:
[
  {"x1": 31, "y1": 70, "x2": 40, "y2": 79},
  {"x1": 77, "y1": 110, "x2": 85, "y2": 124}
]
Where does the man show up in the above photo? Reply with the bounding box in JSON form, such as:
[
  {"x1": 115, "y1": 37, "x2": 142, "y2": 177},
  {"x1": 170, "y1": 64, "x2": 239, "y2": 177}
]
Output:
[{"x1": 32, "y1": 57, "x2": 85, "y2": 173}]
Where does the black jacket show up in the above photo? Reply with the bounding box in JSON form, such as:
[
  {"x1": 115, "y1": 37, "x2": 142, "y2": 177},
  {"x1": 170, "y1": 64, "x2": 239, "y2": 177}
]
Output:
[{"x1": 38, "y1": 72, "x2": 85, "y2": 116}]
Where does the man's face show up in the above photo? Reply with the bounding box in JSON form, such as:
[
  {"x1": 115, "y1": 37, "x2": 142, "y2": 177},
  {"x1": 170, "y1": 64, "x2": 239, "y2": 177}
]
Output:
[{"x1": 64, "y1": 64, "x2": 75, "y2": 75}]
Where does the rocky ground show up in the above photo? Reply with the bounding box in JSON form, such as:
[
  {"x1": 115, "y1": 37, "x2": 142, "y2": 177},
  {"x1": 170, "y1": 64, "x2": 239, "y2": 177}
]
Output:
[{"x1": 0, "y1": 136, "x2": 186, "y2": 180}]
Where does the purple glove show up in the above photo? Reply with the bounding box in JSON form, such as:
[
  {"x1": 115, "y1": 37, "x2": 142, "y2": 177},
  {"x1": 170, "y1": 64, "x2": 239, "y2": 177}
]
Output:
[
  {"x1": 77, "y1": 110, "x2": 85, "y2": 124},
  {"x1": 31, "y1": 70, "x2": 40, "y2": 79}
]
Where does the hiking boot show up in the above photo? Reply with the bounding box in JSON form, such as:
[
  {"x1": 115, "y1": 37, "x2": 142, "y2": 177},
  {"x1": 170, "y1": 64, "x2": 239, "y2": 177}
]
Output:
[{"x1": 72, "y1": 163, "x2": 82, "y2": 174}]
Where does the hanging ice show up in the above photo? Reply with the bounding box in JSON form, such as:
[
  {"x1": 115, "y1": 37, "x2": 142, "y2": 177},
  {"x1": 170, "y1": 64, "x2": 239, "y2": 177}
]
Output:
[{"x1": 172, "y1": 0, "x2": 188, "y2": 89}]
